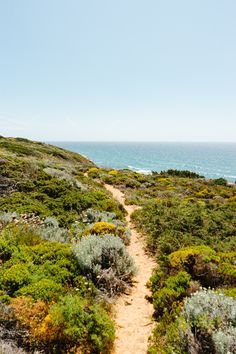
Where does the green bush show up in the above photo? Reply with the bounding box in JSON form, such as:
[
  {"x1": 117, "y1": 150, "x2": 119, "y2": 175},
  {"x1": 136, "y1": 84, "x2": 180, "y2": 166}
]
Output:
[
  {"x1": 213, "y1": 177, "x2": 228, "y2": 186},
  {"x1": 148, "y1": 247, "x2": 236, "y2": 353},
  {"x1": 132, "y1": 199, "x2": 236, "y2": 255},
  {"x1": 152, "y1": 271, "x2": 191, "y2": 318},
  {"x1": 159, "y1": 169, "x2": 204, "y2": 178},
  {"x1": 0, "y1": 264, "x2": 31, "y2": 294},
  {"x1": 0, "y1": 175, "x2": 125, "y2": 227},
  {"x1": 16, "y1": 279, "x2": 65, "y2": 302},
  {"x1": 49, "y1": 294, "x2": 115, "y2": 353}
]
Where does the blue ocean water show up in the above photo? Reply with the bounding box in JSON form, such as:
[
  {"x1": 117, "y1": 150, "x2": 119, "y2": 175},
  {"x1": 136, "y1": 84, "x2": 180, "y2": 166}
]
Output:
[{"x1": 50, "y1": 142, "x2": 236, "y2": 182}]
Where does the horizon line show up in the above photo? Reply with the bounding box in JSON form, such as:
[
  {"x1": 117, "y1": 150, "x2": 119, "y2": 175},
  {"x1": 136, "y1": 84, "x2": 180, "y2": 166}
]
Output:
[{"x1": 47, "y1": 140, "x2": 236, "y2": 144}]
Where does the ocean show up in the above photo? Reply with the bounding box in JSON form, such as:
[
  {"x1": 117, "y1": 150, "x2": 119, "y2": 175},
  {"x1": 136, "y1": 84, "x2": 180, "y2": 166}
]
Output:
[{"x1": 50, "y1": 142, "x2": 236, "y2": 182}]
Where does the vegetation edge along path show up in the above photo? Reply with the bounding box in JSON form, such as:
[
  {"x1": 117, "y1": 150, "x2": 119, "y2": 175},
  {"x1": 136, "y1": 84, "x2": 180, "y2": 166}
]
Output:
[{"x1": 104, "y1": 184, "x2": 155, "y2": 354}]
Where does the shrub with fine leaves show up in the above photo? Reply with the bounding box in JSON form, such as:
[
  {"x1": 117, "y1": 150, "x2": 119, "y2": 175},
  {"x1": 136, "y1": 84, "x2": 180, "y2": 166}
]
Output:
[
  {"x1": 179, "y1": 289, "x2": 236, "y2": 354},
  {"x1": 73, "y1": 234, "x2": 136, "y2": 294}
]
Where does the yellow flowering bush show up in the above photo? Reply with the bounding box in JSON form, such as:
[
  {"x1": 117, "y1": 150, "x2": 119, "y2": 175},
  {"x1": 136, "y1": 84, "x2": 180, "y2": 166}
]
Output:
[{"x1": 90, "y1": 221, "x2": 116, "y2": 235}]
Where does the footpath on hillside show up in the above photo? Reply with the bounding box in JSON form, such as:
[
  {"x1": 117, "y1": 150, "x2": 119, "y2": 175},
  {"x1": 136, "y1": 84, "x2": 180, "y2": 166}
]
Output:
[{"x1": 104, "y1": 184, "x2": 155, "y2": 354}]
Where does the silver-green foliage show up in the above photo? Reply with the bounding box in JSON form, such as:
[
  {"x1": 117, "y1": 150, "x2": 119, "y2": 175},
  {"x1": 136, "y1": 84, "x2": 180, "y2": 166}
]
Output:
[
  {"x1": 38, "y1": 217, "x2": 69, "y2": 243},
  {"x1": 0, "y1": 212, "x2": 17, "y2": 225},
  {"x1": 43, "y1": 167, "x2": 87, "y2": 190},
  {"x1": 179, "y1": 289, "x2": 236, "y2": 354},
  {"x1": 73, "y1": 234, "x2": 136, "y2": 295}
]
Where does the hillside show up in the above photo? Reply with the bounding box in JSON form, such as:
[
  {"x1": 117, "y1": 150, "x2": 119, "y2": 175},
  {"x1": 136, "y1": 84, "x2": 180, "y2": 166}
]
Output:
[
  {"x1": 0, "y1": 137, "x2": 135, "y2": 354},
  {"x1": 1, "y1": 137, "x2": 236, "y2": 354}
]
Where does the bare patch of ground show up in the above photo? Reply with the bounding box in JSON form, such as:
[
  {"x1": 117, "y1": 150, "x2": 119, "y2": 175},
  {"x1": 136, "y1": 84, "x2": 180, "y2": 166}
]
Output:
[{"x1": 104, "y1": 184, "x2": 155, "y2": 354}]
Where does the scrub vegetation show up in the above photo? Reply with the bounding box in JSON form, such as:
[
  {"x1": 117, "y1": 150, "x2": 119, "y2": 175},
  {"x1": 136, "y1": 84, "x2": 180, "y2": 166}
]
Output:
[
  {"x1": 1, "y1": 137, "x2": 236, "y2": 353},
  {"x1": 89, "y1": 167, "x2": 236, "y2": 353},
  {"x1": 0, "y1": 137, "x2": 133, "y2": 353}
]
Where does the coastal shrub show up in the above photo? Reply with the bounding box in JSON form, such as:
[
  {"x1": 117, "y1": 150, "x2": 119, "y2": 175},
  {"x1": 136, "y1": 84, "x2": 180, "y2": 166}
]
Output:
[
  {"x1": 87, "y1": 167, "x2": 99, "y2": 178},
  {"x1": 0, "y1": 140, "x2": 34, "y2": 156},
  {"x1": 80, "y1": 208, "x2": 117, "y2": 223},
  {"x1": 28, "y1": 242, "x2": 73, "y2": 265},
  {"x1": 108, "y1": 170, "x2": 118, "y2": 176},
  {"x1": 0, "y1": 212, "x2": 18, "y2": 226},
  {"x1": 43, "y1": 167, "x2": 87, "y2": 190},
  {"x1": 45, "y1": 294, "x2": 115, "y2": 353},
  {"x1": 213, "y1": 177, "x2": 228, "y2": 186},
  {"x1": 0, "y1": 238, "x2": 15, "y2": 263},
  {"x1": 152, "y1": 271, "x2": 191, "y2": 318},
  {"x1": 220, "y1": 287, "x2": 236, "y2": 299},
  {"x1": 159, "y1": 169, "x2": 204, "y2": 178},
  {"x1": 73, "y1": 234, "x2": 135, "y2": 294},
  {"x1": 0, "y1": 228, "x2": 78, "y2": 300},
  {"x1": 167, "y1": 246, "x2": 236, "y2": 288},
  {"x1": 16, "y1": 279, "x2": 64, "y2": 302},
  {"x1": 10, "y1": 297, "x2": 50, "y2": 343},
  {"x1": 168, "y1": 245, "x2": 217, "y2": 268},
  {"x1": 0, "y1": 264, "x2": 31, "y2": 294},
  {"x1": 179, "y1": 289, "x2": 236, "y2": 354},
  {"x1": 37, "y1": 224, "x2": 70, "y2": 244},
  {"x1": 132, "y1": 199, "x2": 236, "y2": 255},
  {"x1": 0, "y1": 223, "x2": 41, "y2": 247},
  {"x1": 147, "y1": 246, "x2": 236, "y2": 353},
  {"x1": 151, "y1": 246, "x2": 236, "y2": 298},
  {"x1": 90, "y1": 221, "x2": 116, "y2": 235},
  {"x1": 0, "y1": 174, "x2": 125, "y2": 227}
]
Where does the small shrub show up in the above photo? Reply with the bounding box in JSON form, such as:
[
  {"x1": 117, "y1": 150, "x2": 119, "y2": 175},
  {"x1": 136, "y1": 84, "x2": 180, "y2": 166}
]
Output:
[
  {"x1": 10, "y1": 296, "x2": 50, "y2": 342},
  {"x1": 152, "y1": 271, "x2": 191, "y2": 318},
  {"x1": 168, "y1": 245, "x2": 216, "y2": 269},
  {"x1": 48, "y1": 294, "x2": 115, "y2": 352},
  {"x1": 0, "y1": 264, "x2": 31, "y2": 294},
  {"x1": 87, "y1": 167, "x2": 99, "y2": 178},
  {"x1": 16, "y1": 279, "x2": 65, "y2": 302},
  {"x1": 108, "y1": 170, "x2": 118, "y2": 176},
  {"x1": 159, "y1": 169, "x2": 204, "y2": 178},
  {"x1": 179, "y1": 289, "x2": 236, "y2": 354},
  {"x1": 213, "y1": 178, "x2": 228, "y2": 186},
  {"x1": 90, "y1": 221, "x2": 116, "y2": 235},
  {"x1": 73, "y1": 234, "x2": 136, "y2": 294},
  {"x1": 37, "y1": 224, "x2": 69, "y2": 244}
]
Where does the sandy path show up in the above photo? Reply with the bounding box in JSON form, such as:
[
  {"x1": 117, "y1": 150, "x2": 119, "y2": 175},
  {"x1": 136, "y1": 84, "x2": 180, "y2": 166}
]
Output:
[{"x1": 104, "y1": 184, "x2": 155, "y2": 354}]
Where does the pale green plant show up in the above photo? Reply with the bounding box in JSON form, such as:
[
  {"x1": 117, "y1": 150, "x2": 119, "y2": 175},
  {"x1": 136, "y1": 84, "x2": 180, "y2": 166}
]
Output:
[
  {"x1": 73, "y1": 234, "x2": 136, "y2": 295},
  {"x1": 179, "y1": 289, "x2": 236, "y2": 354}
]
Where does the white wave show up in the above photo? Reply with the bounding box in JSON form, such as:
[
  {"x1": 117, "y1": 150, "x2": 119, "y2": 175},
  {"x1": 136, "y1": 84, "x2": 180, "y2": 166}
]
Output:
[{"x1": 128, "y1": 166, "x2": 152, "y2": 175}]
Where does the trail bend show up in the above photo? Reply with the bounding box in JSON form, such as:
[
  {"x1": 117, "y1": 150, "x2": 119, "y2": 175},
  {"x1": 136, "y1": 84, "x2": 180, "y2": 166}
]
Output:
[{"x1": 104, "y1": 184, "x2": 155, "y2": 354}]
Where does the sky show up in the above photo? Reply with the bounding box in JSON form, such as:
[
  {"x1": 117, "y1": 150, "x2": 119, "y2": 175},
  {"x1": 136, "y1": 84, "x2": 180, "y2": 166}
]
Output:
[{"x1": 0, "y1": 0, "x2": 236, "y2": 142}]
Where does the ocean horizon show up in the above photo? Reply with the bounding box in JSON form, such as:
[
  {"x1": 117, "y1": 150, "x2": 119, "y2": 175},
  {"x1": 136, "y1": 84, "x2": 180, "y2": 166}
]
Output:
[{"x1": 49, "y1": 142, "x2": 236, "y2": 182}]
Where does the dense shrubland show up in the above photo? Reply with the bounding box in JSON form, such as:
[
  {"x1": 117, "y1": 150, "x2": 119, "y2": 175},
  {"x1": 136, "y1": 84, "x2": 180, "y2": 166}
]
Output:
[
  {"x1": 0, "y1": 222, "x2": 118, "y2": 353},
  {"x1": 88, "y1": 166, "x2": 236, "y2": 206},
  {"x1": 132, "y1": 199, "x2": 236, "y2": 255},
  {"x1": 0, "y1": 137, "x2": 133, "y2": 353},
  {"x1": 1, "y1": 138, "x2": 236, "y2": 353},
  {"x1": 88, "y1": 166, "x2": 236, "y2": 353}
]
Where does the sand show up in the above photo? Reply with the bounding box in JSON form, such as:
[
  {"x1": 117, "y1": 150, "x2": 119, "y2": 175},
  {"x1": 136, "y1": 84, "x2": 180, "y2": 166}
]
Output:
[{"x1": 104, "y1": 184, "x2": 155, "y2": 354}]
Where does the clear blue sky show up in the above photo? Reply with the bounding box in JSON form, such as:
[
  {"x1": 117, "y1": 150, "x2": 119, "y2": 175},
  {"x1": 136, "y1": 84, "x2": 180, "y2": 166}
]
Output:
[{"x1": 0, "y1": 0, "x2": 236, "y2": 141}]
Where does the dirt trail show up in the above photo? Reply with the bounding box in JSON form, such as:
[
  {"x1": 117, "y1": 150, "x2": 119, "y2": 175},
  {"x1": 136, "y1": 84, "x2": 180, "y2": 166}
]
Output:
[{"x1": 104, "y1": 184, "x2": 155, "y2": 354}]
